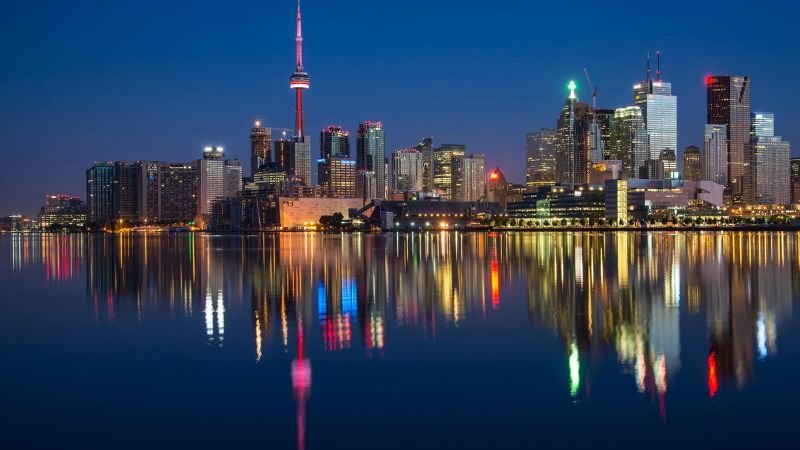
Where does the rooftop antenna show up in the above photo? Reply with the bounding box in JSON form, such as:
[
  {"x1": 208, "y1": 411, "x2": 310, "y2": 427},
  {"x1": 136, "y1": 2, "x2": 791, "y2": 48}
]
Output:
[
  {"x1": 656, "y1": 50, "x2": 661, "y2": 81},
  {"x1": 646, "y1": 53, "x2": 651, "y2": 81}
]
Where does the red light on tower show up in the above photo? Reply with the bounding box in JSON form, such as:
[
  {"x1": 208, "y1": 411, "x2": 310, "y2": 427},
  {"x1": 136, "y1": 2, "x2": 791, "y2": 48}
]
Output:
[
  {"x1": 705, "y1": 75, "x2": 714, "y2": 87},
  {"x1": 490, "y1": 171, "x2": 499, "y2": 180}
]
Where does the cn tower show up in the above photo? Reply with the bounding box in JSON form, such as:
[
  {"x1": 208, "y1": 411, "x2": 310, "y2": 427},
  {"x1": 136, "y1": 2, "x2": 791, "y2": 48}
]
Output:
[
  {"x1": 289, "y1": 0, "x2": 312, "y2": 185},
  {"x1": 289, "y1": 0, "x2": 309, "y2": 139}
]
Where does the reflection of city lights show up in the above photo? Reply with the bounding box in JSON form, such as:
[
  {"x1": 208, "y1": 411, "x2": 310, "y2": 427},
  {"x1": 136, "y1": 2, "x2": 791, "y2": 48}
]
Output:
[
  {"x1": 708, "y1": 352, "x2": 718, "y2": 398},
  {"x1": 569, "y1": 342, "x2": 580, "y2": 397},
  {"x1": 757, "y1": 313, "x2": 768, "y2": 360}
]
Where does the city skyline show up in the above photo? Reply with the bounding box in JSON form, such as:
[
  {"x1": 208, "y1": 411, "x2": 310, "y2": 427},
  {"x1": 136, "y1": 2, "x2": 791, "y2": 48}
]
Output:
[{"x1": 2, "y1": 0, "x2": 799, "y2": 215}]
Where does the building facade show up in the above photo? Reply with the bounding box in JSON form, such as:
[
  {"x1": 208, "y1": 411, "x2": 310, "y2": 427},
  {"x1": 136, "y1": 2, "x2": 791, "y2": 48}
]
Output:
[
  {"x1": 318, "y1": 157, "x2": 357, "y2": 198},
  {"x1": 609, "y1": 106, "x2": 647, "y2": 178},
  {"x1": 707, "y1": 75, "x2": 751, "y2": 191},
  {"x1": 682, "y1": 145, "x2": 702, "y2": 181},
  {"x1": 392, "y1": 148, "x2": 424, "y2": 193},
  {"x1": 356, "y1": 121, "x2": 386, "y2": 200},
  {"x1": 525, "y1": 129, "x2": 557, "y2": 190},
  {"x1": 433, "y1": 144, "x2": 466, "y2": 200},
  {"x1": 703, "y1": 124, "x2": 728, "y2": 187},
  {"x1": 86, "y1": 162, "x2": 114, "y2": 224},
  {"x1": 250, "y1": 121, "x2": 272, "y2": 176},
  {"x1": 634, "y1": 79, "x2": 678, "y2": 160}
]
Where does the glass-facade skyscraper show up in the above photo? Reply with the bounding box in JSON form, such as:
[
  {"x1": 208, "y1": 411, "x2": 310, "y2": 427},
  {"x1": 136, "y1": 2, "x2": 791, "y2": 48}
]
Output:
[
  {"x1": 392, "y1": 148, "x2": 424, "y2": 193},
  {"x1": 525, "y1": 129, "x2": 557, "y2": 190},
  {"x1": 703, "y1": 124, "x2": 728, "y2": 186},
  {"x1": 86, "y1": 162, "x2": 114, "y2": 224},
  {"x1": 609, "y1": 107, "x2": 647, "y2": 178},
  {"x1": 433, "y1": 144, "x2": 466, "y2": 200},
  {"x1": 682, "y1": 145, "x2": 702, "y2": 181},
  {"x1": 707, "y1": 75, "x2": 751, "y2": 191},
  {"x1": 356, "y1": 121, "x2": 386, "y2": 200},
  {"x1": 249, "y1": 121, "x2": 272, "y2": 176},
  {"x1": 634, "y1": 79, "x2": 678, "y2": 160}
]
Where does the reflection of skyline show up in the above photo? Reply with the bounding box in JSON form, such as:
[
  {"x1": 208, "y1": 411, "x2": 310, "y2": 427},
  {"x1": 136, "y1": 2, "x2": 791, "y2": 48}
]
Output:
[{"x1": 6, "y1": 232, "x2": 797, "y2": 409}]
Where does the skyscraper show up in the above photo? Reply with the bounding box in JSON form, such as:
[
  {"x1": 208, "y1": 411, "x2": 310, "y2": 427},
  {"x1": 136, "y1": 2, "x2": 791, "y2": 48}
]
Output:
[
  {"x1": 320, "y1": 126, "x2": 350, "y2": 159},
  {"x1": 707, "y1": 75, "x2": 751, "y2": 190},
  {"x1": 791, "y1": 157, "x2": 800, "y2": 205},
  {"x1": 318, "y1": 157, "x2": 357, "y2": 198},
  {"x1": 86, "y1": 162, "x2": 114, "y2": 224},
  {"x1": 289, "y1": 1, "x2": 312, "y2": 186},
  {"x1": 356, "y1": 121, "x2": 386, "y2": 200},
  {"x1": 633, "y1": 54, "x2": 678, "y2": 160},
  {"x1": 159, "y1": 162, "x2": 198, "y2": 223},
  {"x1": 751, "y1": 112, "x2": 775, "y2": 139},
  {"x1": 199, "y1": 146, "x2": 225, "y2": 217},
  {"x1": 224, "y1": 160, "x2": 243, "y2": 198},
  {"x1": 113, "y1": 161, "x2": 142, "y2": 222},
  {"x1": 392, "y1": 148, "x2": 424, "y2": 193},
  {"x1": 682, "y1": 145, "x2": 702, "y2": 181},
  {"x1": 703, "y1": 124, "x2": 728, "y2": 186},
  {"x1": 525, "y1": 129, "x2": 557, "y2": 190},
  {"x1": 416, "y1": 137, "x2": 434, "y2": 193},
  {"x1": 250, "y1": 120, "x2": 272, "y2": 176},
  {"x1": 433, "y1": 144, "x2": 466, "y2": 200},
  {"x1": 608, "y1": 107, "x2": 647, "y2": 178},
  {"x1": 556, "y1": 81, "x2": 591, "y2": 184},
  {"x1": 660, "y1": 148, "x2": 677, "y2": 179},
  {"x1": 751, "y1": 136, "x2": 790, "y2": 205},
  {"x1": 458, "y1": 154, "x2": 485, "y2": 202},
  {"x1": 274, "y1": 133, "x2": 293, "y2": 174}
]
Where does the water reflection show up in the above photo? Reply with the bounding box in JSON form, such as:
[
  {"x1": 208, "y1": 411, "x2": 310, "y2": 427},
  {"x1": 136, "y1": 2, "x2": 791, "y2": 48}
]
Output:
[{"x1": 5, "y1": 231, "x2": 799, "y2": 447}]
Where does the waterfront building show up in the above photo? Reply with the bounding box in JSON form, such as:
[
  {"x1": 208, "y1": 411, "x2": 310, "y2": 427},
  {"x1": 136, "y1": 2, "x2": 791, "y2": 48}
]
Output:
[
  {"x1": 250, "y1": 120, "x2": 272, "y2": 176},
  {"x1": 525, "y1": 129, "x2": 557, "y2": 190},
  {"x1": 433, "y1": 144, "x2": 466, "y2": 200},
  {"x1": 356, "y1": 121, "x2": 386, "y2": 200},
  {"x1": 507, "y1": 184, "x2": 606, "y2": 220},
  {"x1": 609, "y1": 106, "x2": 647, "y2": 177},
  {"x1": 703, "y1": 125, "x2": 728, "y2": 186},
  {"x1": 605, "y1": 179, "x2": 628, "y2": 222},
  {"x1": 707, "y1": 75, "x2": 751, "y2": 191},
  {"x1": 199, "y1": 146, "x2": 225, "y2": 217},
  {"x1": 791, "y1": 157, "x2": 800, "y2": 205},
  {"x1": 277, "y1": 197, "x2": 363, "y2": 230},
  {"x1": 751, "y1": 136, "x2": 791, "y2": 205},
  {"x1": 159, "y1": 162, "x2": 198, "y2": 223},
  {"x1": 682, "y1": 146, "x2": 702, "y2": 181},
  {"x1": 86, "y1": 162, "x2": 114, "y2": 224},
  {"x1": 457, "y1": 154, "x2": 486, "y2": 202},
  {"x1": 392, "y1": 148, "x2": 424, "y2": 193},
  {"x1": 113, "y1": 161, "x2": 143, "y2": 222},
  {"x1": 38, "y1": 195, "x2": 87, "y2": 229}
]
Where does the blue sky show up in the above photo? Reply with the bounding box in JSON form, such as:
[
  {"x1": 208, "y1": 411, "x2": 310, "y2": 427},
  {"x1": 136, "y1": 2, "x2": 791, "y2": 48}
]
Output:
[{"x1": 1, "y1": 0, "x2": 798, "y2": 215}]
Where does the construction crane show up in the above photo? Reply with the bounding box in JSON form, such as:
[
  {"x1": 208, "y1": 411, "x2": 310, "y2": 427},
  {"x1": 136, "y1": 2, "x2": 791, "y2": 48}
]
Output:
[{"x1": 583, "y1": 68, "x2": 601, "y2": 162}]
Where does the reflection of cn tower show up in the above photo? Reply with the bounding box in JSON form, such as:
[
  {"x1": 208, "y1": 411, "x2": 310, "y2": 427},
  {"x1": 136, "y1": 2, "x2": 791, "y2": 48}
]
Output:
[{"x1": 291, "y1": 315, "x2": 311, "y2": 450}]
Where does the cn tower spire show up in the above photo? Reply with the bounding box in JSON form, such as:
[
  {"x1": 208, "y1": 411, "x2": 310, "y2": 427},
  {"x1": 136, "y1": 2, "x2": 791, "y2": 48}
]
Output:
[{"x1": 296, "y1": 0, "x2": 303, "y2": 70}]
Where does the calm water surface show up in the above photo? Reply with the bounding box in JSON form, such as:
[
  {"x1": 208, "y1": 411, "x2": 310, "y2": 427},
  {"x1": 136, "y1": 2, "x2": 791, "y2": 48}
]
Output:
[{"x1": 1, "y1": 232, "x2": 799, "y2": 449}]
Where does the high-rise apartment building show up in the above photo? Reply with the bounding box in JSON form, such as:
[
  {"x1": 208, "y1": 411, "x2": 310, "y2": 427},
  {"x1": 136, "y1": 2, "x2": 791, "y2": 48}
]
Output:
[
  {"x1": 525, "y1": 129, "x2": 557, "y2": 190},
  {"x1": 707, "y1": 75, "x2": 750, "y2": 190},
  {"x1": 318, "y1": 157, "x2": 357, "y2": 198},
  {"x1": 433, "y1": 144, "x2": 466, "y2": 200},
  {"x1": 356, "y1": 121, "x2": 386, "y2": 200},
  {"x1": 274, "y1": 135, "x2": 293, "y2": 174},
  {"x1": 459, "y1": 154, "x2": 485, "y2": 202},
  {"x1": 224, "y1": 160, "x2": 243, "y2": 198},
  {"x1": 751, "y1": 136, "x2": 790, "y2": 205},
  {"x1": 86, "y1": 162, "x2": 114, "y2": 224},
  {"x1": 682, "y1": 145, "x2": 702, "y2": 181},
  {"x1": 703, "y1": 124, "x2": 728, "y2": 186},
  {"x1": 392, "y1": 148, "x2": 424, "y2": 193},
  {"x1": 199, "y1": 146, "x2": 225, "y2": 217},
  {"x1": 416, "y1": 137, "x2": 434, "y2": 193},
  {"x1": 159, "y1": 162, "x2": 198, "y2": 222},
  {"x1": 113, "y1": 161, "x2": 142, "y2": 222},
  {"x1": 250, "y1": 120, "x2": 272, "y2": 176},
  {"x1": 320, "y1": 125, "x2": 350, "y2": 158},
  {"x1": 791, "y1": 157, "x2": 800, "y2": 205},
  {"x1": 608, "y1": 107, "x2": 647, "y2": 178}
]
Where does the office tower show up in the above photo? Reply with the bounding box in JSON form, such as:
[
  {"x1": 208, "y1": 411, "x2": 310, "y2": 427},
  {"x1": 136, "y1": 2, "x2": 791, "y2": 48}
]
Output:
[
  {"x1": 660, "y1": 148, "x2": 677, "y2": 179},
  {"x1": 140, "y1": 161, "x2": 161, "y2": 222},
  {"x1": 199, "y1": 146, "x2": 225, "y2": 217},
  {"x1": 609, "y1": 106, "x2": 647, "y2": 178},
  {"x1": 751, "y1": 112, "x2": 775, "y2": 139},
  {"x1": 486, "y1": 166, "x2": 508, "y2": 208},
  {"x1": 707, "y1": 75, "x2": 750, "y2": 190},
  {"x1": 318, "y1": 157, "x2": 357, "y2": 197},
  {"x1": 320, "y1": 125, "x2": 350, "y2": 158},
  {"x1": 38, "y1": 195, "x2": 87, "y2": 228},
  {"x1": 224, "y1": 160, "x2": 243, "y2": 198},
  {"x1": 703, "y1": 125, "x2": 728, "y2": 186},
  {"x1": 416, "y1": 137, "x2": 435, "y2": 192},
  {"x1": 251, "y1": 162, "x2": 287, "y2": 194},
  {"x1": 595, "y1": 109, "x2": 614, "y2": 157},
  {"x1": 159, "y1": 162, "x2": 198, "y2": 222},
  {"x1": 250, "y1": 120, "x2": 272, "y2": 176},
  {"x1": 392, "y1": 148, "x2": 424, "y2": 193},
  {"x1": 458, "y1": 154, "x2": 486, "y2": 202},
  {"x1": 86, "y1": 162, "x2": 114, "y2": 224},
  {"x1": 356, "y1": 121, "x2": 386, "y2": 200},
  {"x1": 791, "y1": 157, "x2": 800, "y2": 205},
  {"x1": 274, "y1": 134, "x2": 293, "y2": 173},
  {"x1": 433, "y1": 144, "x2": 466, "y2": 200},
  {"x1": 556, "y1": 81, "x2": 591, "y2": 184},
  {"x1": 682, "y1": 145, "x2": 702, "y2": 181},
  {"x1": 113, "y1": 161, "x2": 142, "y2": 222},
  {"x1": 289, "y1": 1, "x2": 312, "y2": 186},
  {"x1": 751, "y1": 135, "x2": 791, "y2": 205},
  {"x1": 633, "y1": 53, "x2": 678, "y2": 160},
  {"x1": 525, "y1": 129, "x2": 557, "y2": 190}
]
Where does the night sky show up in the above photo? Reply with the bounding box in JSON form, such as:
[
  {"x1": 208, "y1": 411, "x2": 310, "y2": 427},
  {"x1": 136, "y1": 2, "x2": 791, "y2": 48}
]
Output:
[{"x1": 1, "y1": 0, "x2": 797, "y2": 216}]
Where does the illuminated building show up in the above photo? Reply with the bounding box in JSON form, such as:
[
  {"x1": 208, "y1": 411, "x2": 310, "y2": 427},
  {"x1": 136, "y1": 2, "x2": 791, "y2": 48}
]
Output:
[
  {"x1": 224, "y1": 159, "x2": 242, "y2": 198},
  {"x1": 433, "y1": 144, "x2": 466, "y2": 200},
  {"x1": 250, "y1": 120, "x2": 272, "y2": 176},
  {"x1": 86, "y1": 162, "x2": 114, "y2": 224},
  {"x1": 278, "y1": 197, "x2": 363, "y2": 230},
  {"x1": 751, "y1": 112, "x2": 774, "y2": 139},
  {"x1": 37, "y1": 194, "x2": 87, "y2": 228},
  {"x1": 320, "y1": 125, "x2": 350, "y2": 159},
  {"x1": 633, "y1": 54, "x2": 678, "y2": 160},
  {"x1": 556, "y1": 81, "x2": 591, "y2": 184},
  {"x1": 682, "y1": 145, "x2": 702, "y2": 181},
  {"x1": 391, "y1": 148, "x2": 424, "y2": 193},
  {"x1": 251, "y1": 161, "x2": 287, "y2": 194},
  {"x1": 588, "y1": 160, "x2": 622, "y2": 184},
  {"x1": 507, "y1": 184, "x2": 606, "y2": 220},
  {"x1": 158, "y1": 162, "x2": 198, "y2": 223},
  {"x1": 790, "y1": 157, "x2": 800, "y2": 205},
  {"x1": 751, "y1": 136, "x2": 791, "y2": 205},
  {"x1": 707, "y1": 75, "x2": 750, "y2": 192},
  {"x1": 604, "y1": 179, "x2": 628, "y2": 222},
  {"x1": 317, "y1": 157, "x2": 357, "y2": 198},
  {"x1": 627, "y1": 179, "x2": 725, "y2": 210},
  {"x1": 356, "y1": 121, "x2": 386, "y2": 200},
  {"x1": 289, "y1": 1, "x2": 312, "y2": 186},
  {"x1": 525, "y1": 129, "x2": 557, "y2": 189},
  {"x1": 703, "y1": 124, "x2": 728, "y2": 186},
  {"x1": 660, "y1": 148, "x2": 677, "y2": 179},
  {"x1": 486, "y1": 166, "x2": 508, "y2": 208},
  {"x1": 365, "y1": 200, "x2": 503, "y2": 230},
  {"x1": 199, "y1": 146, "x2": 225, "y2": 217},
  {"x1": 609, "y1": 106, "x2": 647, "y2": 178},
  {"x1": 458, "y1": 154, "x2": 486, "y2": 202},
  {"x1": 274, "y1": 135, "x2": 293, "y2": 175},
  {"x1": 415, "y1": 137, "x2": 435, "y2": 193}
]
